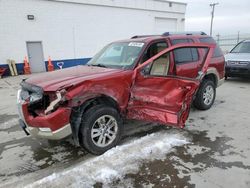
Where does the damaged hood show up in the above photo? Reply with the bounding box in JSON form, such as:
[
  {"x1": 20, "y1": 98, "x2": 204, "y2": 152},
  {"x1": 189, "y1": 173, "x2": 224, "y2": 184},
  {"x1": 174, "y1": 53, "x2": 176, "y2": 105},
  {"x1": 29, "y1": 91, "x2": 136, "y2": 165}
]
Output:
[{"x1": 25, "y1": 65, "x2": 124, "y2": 91}]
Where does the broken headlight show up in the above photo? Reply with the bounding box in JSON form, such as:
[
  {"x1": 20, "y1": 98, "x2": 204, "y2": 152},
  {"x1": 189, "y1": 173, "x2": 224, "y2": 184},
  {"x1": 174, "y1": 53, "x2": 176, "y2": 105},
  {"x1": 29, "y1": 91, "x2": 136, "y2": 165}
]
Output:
[
  {"x1": 20, "y1": 90, "x2": 30, "y2": 101},
  {"x1": 20, "y1": 81, "x2": 43, "y2": 104},
  {"x1": 29, "y1": 92, "x2": 43, "y2": 103}
]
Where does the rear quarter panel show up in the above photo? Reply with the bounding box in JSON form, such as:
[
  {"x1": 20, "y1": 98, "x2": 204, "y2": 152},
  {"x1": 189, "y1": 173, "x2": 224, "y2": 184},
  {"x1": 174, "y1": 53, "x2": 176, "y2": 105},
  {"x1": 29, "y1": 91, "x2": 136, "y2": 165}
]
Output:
[{"x1": 209, "y1": 56, "x2": 225, "y2": 80}]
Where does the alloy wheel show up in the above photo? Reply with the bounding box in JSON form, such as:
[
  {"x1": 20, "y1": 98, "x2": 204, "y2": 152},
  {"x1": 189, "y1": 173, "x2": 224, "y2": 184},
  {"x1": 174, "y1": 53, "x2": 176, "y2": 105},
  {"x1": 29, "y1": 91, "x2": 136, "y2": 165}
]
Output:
[
  {"x1": 203, "y1": 85, "x2": 214, "y2": 105},
  {"x1": 91, "y1": 115, "x2": 118, "y2": 148}
]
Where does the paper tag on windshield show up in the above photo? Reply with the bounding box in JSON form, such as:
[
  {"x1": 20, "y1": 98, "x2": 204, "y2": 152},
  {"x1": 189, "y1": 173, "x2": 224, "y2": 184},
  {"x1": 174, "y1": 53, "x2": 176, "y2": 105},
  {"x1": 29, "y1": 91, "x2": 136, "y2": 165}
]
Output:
[{"x1": 128, "y1": 42, "x2": 144, "y2": 48}]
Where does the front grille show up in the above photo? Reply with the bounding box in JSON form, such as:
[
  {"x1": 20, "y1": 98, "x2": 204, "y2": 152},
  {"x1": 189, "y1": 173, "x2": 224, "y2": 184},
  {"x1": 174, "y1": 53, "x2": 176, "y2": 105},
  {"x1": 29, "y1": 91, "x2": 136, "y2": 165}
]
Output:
[{"x1": 228, "y1": 61, "x2": 249, "y2": 66}]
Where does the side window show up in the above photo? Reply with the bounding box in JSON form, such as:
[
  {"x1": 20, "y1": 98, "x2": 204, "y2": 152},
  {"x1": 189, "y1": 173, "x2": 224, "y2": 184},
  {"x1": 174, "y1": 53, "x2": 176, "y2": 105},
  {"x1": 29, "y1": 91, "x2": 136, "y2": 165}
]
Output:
[
  {"x1": 141, "y1": 41, "x2": 169, "y2": 76},
  {"x1": 141, "y1": 41, "x2": 168, "y2": 63},
  {"x1": 199, "y1": 37, "x2": 223, "y2": 57},
  {"x1": 172, "y1": 39, "x2": 199, "y2": 64}
]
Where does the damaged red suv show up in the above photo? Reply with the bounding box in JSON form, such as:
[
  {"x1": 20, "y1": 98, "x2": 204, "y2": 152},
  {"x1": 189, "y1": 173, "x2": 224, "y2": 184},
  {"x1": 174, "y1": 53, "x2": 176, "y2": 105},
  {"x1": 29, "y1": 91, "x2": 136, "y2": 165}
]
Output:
[{"x1": 17, "y1": 32, "x2": 225, "y2": 155}]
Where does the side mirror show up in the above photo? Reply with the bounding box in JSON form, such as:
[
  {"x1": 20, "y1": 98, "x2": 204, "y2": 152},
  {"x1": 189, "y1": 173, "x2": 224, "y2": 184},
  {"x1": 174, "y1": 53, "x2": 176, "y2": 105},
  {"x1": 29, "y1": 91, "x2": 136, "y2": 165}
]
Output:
[
  {"x1": 140, "y1": 62, "x2": 152, "y2": 75},
  {"x1": 196, "y1": 71, "x2": 204, "y2": 80}
]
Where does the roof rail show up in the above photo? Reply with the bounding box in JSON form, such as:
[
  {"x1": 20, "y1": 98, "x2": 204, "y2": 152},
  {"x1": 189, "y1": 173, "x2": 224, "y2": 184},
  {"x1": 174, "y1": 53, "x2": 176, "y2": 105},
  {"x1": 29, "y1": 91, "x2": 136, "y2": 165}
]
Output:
[
  {"x1": 162, "y1": 31, "x2": 207, "y2": 36},
  {"x1": 131, "y1": 35, "x2": 160, "y2": 39}
]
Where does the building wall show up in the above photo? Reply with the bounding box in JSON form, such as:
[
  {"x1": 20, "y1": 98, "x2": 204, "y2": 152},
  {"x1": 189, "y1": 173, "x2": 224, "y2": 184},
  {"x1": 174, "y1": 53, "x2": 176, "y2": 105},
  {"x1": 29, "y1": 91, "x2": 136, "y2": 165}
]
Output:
[{"x1": 0, "y1": 0, "x2": 186, "y2": 75}]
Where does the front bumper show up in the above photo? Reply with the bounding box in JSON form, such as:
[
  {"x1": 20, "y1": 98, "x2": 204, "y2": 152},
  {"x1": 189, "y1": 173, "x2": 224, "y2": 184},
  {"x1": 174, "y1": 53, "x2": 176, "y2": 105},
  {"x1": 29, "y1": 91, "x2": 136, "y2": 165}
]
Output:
[
  {"x1": 17, "y1": 90, "x2": 72, "y2": 140},
  {"x1": 226, "y1": 66, "x2": 250, "y2": 77}
]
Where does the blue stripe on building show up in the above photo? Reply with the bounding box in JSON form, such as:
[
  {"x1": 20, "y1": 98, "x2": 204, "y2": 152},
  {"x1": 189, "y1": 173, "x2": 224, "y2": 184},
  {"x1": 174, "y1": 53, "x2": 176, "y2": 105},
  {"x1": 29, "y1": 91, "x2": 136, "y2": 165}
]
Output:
[
  {"x1": 45, "y1": 58, "x2": 91, "y2": 71},
  {"x1": 0, "y1": 58, "x2": 91, "y2": 77}
]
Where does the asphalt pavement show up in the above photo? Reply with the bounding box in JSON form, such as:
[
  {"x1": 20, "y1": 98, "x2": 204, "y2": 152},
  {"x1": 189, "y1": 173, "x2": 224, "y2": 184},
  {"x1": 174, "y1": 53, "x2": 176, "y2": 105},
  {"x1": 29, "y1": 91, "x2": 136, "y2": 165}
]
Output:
[{"x1": 0, "y1": 75, "x2": 249, "y2": 188}]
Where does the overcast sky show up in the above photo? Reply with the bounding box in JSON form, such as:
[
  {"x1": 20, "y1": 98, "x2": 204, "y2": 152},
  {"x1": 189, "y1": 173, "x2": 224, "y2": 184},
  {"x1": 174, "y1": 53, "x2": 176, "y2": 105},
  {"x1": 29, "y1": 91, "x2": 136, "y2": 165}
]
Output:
[{"x1": 179, "y1": 0, "x2": 250, "y2": 36}]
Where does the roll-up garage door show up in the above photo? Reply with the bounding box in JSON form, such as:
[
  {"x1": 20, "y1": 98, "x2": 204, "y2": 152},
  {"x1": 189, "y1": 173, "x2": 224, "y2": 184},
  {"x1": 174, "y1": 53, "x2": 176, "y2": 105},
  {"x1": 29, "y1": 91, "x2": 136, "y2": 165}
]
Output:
[{"x1": 154, "y1": 17, "x2": 177, "y2": 34}]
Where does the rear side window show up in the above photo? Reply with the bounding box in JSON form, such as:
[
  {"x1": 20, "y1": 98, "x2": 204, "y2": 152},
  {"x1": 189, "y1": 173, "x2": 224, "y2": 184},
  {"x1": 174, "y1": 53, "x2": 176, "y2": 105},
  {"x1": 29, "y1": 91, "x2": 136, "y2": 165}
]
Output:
[
  {"x1": 199, "y1": 37, "x2": 223, "y2": 57},
  {"x1": 172, "y1": 39, "x2": 199, "y2": 64}
]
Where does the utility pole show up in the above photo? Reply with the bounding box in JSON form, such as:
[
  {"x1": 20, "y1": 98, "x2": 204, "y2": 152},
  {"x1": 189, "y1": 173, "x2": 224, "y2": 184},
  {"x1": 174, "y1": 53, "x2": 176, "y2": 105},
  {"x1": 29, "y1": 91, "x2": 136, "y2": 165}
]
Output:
[
  {"x1": 216, "y1": 33, "x2": 220, "y2": 44},
  {"x1": 210, "y1": 3, "x2": 219, "y2": 36},
  {"x1": 237, "y1": 31, "x2": 240, "y2": 43}
]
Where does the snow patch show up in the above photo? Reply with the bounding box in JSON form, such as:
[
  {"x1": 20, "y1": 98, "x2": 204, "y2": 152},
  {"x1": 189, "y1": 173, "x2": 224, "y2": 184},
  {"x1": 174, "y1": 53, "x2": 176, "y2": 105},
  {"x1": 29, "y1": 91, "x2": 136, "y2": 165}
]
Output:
[{"x1": 25, "y1": 130, "x2": 189, "y2": 188}]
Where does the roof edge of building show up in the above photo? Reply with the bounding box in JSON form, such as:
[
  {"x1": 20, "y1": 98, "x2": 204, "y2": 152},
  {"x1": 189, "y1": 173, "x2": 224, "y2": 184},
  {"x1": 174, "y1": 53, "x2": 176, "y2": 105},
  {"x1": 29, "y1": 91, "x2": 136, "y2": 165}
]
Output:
[{"x1": 44, "y1": 0, "x2": 186, "y2": 14}]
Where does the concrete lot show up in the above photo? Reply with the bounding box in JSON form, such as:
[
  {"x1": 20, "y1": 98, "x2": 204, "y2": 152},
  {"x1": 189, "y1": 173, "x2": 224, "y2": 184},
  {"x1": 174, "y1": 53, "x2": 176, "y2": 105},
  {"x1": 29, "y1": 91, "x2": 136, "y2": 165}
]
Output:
[{"x1": 0, "y1": 75, "x2": 250, "y2": 187}]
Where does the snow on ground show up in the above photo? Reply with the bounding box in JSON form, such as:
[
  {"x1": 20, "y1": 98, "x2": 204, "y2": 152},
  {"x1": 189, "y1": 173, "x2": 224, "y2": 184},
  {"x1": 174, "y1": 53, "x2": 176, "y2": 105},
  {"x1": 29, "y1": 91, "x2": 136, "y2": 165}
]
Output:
[{"x1": 24, "y1": 130, "x2": 189, "y2": 188}]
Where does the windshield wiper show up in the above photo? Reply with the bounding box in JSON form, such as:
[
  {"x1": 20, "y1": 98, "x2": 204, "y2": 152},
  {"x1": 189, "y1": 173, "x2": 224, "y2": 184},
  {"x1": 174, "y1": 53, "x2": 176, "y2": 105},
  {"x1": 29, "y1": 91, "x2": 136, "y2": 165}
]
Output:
[{"x1": 89, "y1": 64, "x2": 107, "y2": 68}]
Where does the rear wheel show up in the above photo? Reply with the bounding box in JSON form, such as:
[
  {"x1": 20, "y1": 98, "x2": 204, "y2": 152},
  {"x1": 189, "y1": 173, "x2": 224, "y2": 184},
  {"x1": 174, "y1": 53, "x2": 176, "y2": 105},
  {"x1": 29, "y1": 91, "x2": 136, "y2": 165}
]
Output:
[
  {"x1": 79, "y1": 105, "x2": 123, "y2": 155},
  {"x1": 194, "y1": 80, "x2": 216, "y2": 110}
]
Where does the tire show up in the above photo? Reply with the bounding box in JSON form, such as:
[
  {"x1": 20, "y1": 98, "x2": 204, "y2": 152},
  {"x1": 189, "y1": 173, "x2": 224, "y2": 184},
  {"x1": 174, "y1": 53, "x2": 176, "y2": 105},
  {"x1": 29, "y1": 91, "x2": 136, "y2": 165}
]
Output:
[
  {"x1": 193, "y1": 79, "x2": 216, "y2": 110},
  {"x1": 79, "y1": 104, "x2": 123, "y2": 155}
]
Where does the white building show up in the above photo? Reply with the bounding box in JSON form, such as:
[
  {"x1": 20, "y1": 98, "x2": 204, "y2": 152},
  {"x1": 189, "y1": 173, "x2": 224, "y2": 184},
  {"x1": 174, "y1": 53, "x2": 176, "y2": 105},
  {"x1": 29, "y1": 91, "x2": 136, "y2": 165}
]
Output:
[{"x1": 0, "y1": 0, "x2": 186, "y2": 75}]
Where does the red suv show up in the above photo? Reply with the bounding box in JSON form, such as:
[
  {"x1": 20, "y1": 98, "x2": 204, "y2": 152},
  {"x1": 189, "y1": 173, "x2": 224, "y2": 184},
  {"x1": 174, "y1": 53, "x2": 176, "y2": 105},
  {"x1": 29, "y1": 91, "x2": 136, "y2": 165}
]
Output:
[{"x1": 17, "y1": 32, "x2": 225, "y2": 154}]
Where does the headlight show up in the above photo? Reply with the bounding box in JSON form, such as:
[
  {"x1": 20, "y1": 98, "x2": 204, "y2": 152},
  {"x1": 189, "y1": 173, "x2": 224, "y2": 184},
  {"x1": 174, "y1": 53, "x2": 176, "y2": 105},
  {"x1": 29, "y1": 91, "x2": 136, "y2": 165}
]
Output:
[
  {"x1": 19, "y1": 89, "x2": 42, "y2": 103},
  {"x1": 20, "y1": 90, "x2": 30, "y2": 101},
  {"x1": 20, "y1": 81, "x2": 43, "y2": 94},
  {"x1": 20, "y1": 81, "x2": 43, "y2": 104},
  {"x1": 29, "y1": 92, "x2": 43, "y2": 103}
]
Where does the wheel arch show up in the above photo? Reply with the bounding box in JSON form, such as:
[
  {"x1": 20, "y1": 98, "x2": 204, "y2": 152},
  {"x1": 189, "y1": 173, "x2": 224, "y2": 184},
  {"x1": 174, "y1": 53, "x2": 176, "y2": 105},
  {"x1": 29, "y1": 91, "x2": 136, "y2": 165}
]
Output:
[
  {"x1": 204, "y1": 68, "x2": 219, "y2": 87},
  {"x1": 69, "y1": 94, "x2": 120, "y2": 146},
  {"x1": 194, "y1": 72, "x2": 217, "y2": 110}
]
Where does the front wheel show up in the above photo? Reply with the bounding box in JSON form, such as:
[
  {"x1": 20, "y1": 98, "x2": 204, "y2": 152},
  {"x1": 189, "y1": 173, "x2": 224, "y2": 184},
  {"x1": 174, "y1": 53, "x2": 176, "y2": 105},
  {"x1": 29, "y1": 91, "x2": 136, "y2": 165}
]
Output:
[
  {"x1": 79, "y1": 105, "x2": 123, "y2": 155},
  {"x1": 193, "y1": 80, "x2": 216, "y2": 110}
]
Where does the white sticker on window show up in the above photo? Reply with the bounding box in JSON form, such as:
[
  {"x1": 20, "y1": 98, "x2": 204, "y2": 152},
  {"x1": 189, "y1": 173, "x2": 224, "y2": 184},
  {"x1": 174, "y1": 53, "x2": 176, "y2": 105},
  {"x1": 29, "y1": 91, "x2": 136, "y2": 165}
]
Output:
[{"x1": 128, "y1": 42, "x2": 144, "y2": 48}]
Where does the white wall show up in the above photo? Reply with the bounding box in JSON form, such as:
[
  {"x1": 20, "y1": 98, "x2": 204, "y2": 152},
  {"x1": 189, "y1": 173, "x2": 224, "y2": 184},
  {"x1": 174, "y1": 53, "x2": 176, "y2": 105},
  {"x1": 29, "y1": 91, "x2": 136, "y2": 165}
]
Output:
[{"x1": 0, "y1": 0, "x2": 186, "y2": 65}]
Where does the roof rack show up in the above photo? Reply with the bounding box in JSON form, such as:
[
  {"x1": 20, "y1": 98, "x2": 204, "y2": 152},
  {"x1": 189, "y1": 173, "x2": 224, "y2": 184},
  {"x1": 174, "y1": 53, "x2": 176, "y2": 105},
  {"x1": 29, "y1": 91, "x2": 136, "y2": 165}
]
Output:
[
  {"x1": 131, "y1": 32, "x2": 207, "y2": 39},
  {"x1": 131, "y1": 35, "x2": 160, "y2": 39},
  {"x1": 162, "y1": 31, "x2": 207, "y2": 36}
]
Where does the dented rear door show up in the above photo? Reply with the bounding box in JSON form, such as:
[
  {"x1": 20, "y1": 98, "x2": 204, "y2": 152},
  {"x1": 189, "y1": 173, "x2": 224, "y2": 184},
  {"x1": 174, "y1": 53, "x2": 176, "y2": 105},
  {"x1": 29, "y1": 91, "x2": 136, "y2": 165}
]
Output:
[{"x1": 127, "y1": 43, "x2": 215, "y2": 128}]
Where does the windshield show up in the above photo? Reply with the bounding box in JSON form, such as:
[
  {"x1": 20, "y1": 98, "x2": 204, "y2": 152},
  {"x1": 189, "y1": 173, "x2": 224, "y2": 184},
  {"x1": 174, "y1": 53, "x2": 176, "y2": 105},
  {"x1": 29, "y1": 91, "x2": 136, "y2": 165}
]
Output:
[
  {"x1": 231, "y1": 41, "x2": 250, "y2": 53},
  {"x1": 87, "y1": 42, "x2": 145, "y2": 69}
]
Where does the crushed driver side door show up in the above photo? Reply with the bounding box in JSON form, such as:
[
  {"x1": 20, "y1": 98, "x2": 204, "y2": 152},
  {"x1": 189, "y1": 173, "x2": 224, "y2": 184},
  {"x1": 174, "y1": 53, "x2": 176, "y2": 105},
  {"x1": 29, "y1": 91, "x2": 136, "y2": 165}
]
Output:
[{"x1": 127, "y1": 43, "x2": 215, "y2": 128}]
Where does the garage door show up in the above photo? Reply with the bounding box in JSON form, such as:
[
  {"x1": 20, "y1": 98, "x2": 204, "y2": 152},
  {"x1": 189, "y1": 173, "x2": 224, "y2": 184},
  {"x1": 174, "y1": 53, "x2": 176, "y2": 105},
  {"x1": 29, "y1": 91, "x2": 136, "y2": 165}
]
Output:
[{"x1": 154, "y1": 17, "x2": 177, "y2": 34}]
